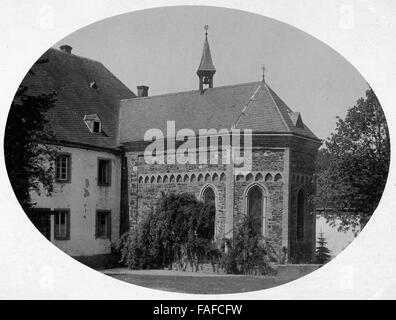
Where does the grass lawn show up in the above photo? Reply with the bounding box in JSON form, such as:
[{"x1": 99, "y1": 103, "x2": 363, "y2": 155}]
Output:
[{"x1": 107, "y1": 272, "x2": 302, "y2": 294}]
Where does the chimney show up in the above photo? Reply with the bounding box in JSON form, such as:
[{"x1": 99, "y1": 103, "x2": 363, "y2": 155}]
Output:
[
  {"x1": 60, "y1": 45, "x2": 72, "y2": 54},
  {"x1": 137, "y1": 85, "x2": 149, "y2": 97}
]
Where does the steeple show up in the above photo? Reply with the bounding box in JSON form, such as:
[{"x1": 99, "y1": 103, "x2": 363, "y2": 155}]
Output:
[{"x1": 197, "y1": 25, "x2": 216, "y2": 93}]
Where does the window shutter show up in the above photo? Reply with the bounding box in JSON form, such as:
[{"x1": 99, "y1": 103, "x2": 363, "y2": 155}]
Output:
[
  {"x1": 95, "y1": 211, "x2": 99, "y2": 238},
  {"x1": 67, "y1": 155, "x2": 72, "y2": 182},
  {"x1": 66, "y1": 210, "x2": 71, "y2": 240},
  {"x1": 107, "y1": 213, "x2": 112, "y2": 239}
]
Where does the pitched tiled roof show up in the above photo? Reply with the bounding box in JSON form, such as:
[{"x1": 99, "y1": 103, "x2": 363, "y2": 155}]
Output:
[
  {"x1": 119, "y1": 81, "x2": 319, "y2": 143},
  {"x1": 19, "y1": 48, "x2": 135, "y2": 150},
  {"x1": 197, "y1": 36, "x2": 216, "y2": 73}
]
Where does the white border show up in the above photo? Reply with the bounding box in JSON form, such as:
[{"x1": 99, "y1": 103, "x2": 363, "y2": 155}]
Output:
[{"x1": 1, "y1": 0, "x2": 396, "y2": 299}]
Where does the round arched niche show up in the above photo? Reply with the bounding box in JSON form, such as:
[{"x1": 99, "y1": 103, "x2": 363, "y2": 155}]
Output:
[
  {"x1": 199, "y1": 184, "x2": 218, "y2": 240},
  {"x1": 243, "y1": 183, "x2": 269, "y2": 238}
]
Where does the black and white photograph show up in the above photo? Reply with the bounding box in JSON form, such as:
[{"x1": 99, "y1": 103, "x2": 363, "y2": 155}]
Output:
[{"x1": 0, "y1": 1, "x2": 395, "y2": 301}]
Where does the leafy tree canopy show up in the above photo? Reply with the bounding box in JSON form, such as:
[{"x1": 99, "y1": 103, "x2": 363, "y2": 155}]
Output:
[
  {"x1": 314, "y1": 88, "x2": 390, "y2": 234},
  {"x1": 4, "y1": 70, "x2": 57, "y2": 209}
]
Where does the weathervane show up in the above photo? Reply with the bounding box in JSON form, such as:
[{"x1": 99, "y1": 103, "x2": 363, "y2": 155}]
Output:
[{"x1": 204, "y1": 24, "x2": 209, "y2": 37}]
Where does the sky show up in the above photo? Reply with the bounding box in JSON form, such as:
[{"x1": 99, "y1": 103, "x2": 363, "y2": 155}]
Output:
[
  {"x1": 316, "y1": 216, "x2": 355, "y2": 258},
  {"x1": 53, "y1": 6, "x2": 370, "y2": 256},
  {"x1": 54, "y1": 6, "x2": 370, "y2": 142}
]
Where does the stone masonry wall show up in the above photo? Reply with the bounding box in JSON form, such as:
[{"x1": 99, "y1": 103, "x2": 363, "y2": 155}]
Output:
[
  {"x1": 126, "y1": 149, "x2": 228, "y2": 241},
  {"x1": 124, "y1": 135, "x2": 321, "y2": 265},
  {"x1": 233, "y1": 148, "x2": 285, "y2": 255},
  {"x1": 126, "y1": 147, "x2": 286, "y2": 251},
  {"x1": 289, "y1": 143, "x2": 318, "y2": 263}
]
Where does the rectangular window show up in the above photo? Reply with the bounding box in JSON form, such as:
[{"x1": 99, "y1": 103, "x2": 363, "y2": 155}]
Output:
[
  {"x1": 56, "y1": 154, "x2": 71, "y2": 182},
  {"x1": 98, "y1": 159, "x2": 111, "y2": 186},
  {"x1": 96, "y1": 211, "x2": 111, "y2": 239},
  {"x1": 54, "y1": 210, "x2": 70, "y2": 240},
  {"x1": 93, "y1": 121, "x2": 101, "y2": 133}
]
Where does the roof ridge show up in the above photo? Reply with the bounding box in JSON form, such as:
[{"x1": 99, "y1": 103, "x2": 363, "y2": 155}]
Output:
[
  {"x1": 265, "y1": 84, "x2": 320, "y2": 140},
  {"x1": 232, "y1": 82, "x2": 263, "y2": 130},
  {"x1": 120, "y1": 81, "x2": 261, "y2": 103},
  {"x1": 262, "y1": 82, "x2": 292, "y2": 133},
  {"x1": 48, "y1": 48, "x2": 136, "y2": 98},
  {"x1": 49, "y1": 47, "x2": 105, "y2": 65}
]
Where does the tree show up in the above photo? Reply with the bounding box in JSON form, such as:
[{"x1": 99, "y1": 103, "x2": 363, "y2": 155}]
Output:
[
  {"x1": 4, "y1": 65, "x2": 57, "y2": 209},
  {"x1": 314, "y1": 88, "x2": 390, "y2": 235},
  {"x1": 115, "y1": 192, "x2": 219, "y2": 271},
  {"x1": 315, "y1": 232, "x2": 331, "y2": 264}
]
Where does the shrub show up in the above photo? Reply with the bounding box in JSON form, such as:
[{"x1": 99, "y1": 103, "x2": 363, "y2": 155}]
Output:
[
  {"x1": 220, "y1": 215, "x2": 278, "y2": 276},
  {"x1": 290, "y1": 242, "x2": 313, "y2": 264},
  {"x1": 115, "y1": 192, "x2": 278, "y2": 275},
  {"x1": 114, "y1": 192, "x2": 219, "y2": 270}
]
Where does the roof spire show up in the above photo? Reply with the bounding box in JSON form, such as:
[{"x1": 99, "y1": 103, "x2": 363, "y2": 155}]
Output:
[{"x1": 197, "y1": 25, "x2": 216, "y2": 93}]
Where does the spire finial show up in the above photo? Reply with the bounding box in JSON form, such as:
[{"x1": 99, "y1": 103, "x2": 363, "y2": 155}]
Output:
[
  {"x1": 262, "y1": 64, "x2": 266, "y2": 82},
  {"x1": 197, "y1": 25, "x2": 216, "y2": 92}
]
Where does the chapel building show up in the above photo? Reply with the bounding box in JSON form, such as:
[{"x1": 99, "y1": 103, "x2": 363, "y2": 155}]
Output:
[{"x1": 119, "y1": 30, "x2": 321, "y2": 263}]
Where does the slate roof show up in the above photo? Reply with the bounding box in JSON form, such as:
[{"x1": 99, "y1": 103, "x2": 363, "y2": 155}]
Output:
[
  {"x1": 19, "y1": 48, "x2": 135, "y2": 150},
  {"x1": 197, "y1": 36, "x2": 216, "y2": 74},
  {"x1": 119, "y1": 81, "x2": 320, "y2": 144}
]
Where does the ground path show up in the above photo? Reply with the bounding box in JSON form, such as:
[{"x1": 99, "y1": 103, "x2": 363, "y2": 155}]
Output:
[{"x1": 101, "y1": 267, "x2": 314, "y2": 294}]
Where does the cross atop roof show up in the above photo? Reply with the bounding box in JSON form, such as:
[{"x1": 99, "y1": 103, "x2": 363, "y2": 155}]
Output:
[{"x1": 204, "y1": 24, "x2": 209, "y2": 37}]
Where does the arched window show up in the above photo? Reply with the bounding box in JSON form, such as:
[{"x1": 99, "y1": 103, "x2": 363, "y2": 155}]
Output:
[
  {"x1": 246, "y1": 185, "x2": 266, "y2": 237},
  {"x1": 297, "y1": 189, "x2": 305, "y2": 241},
  {"x1": 201, "y1": 186, "x2": 216, "y2": 240},
  {"x1": 203, "y1": 186, "x2": 215, "y2": 204},
  {"x1": 163, "y1": 175, "x2": 169, "y2": 183}
]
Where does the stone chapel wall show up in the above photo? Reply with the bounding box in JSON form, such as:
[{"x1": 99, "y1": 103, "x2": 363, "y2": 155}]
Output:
[
  {"x1": 125, "y1": 149, "x2": 227, "y2": 241},
  {"x1": 289, "y1": 142, "x2": 318, "y2": 263},
  {"x1": 233, "y1": 148, "x2": 286, "y2": 254}
]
